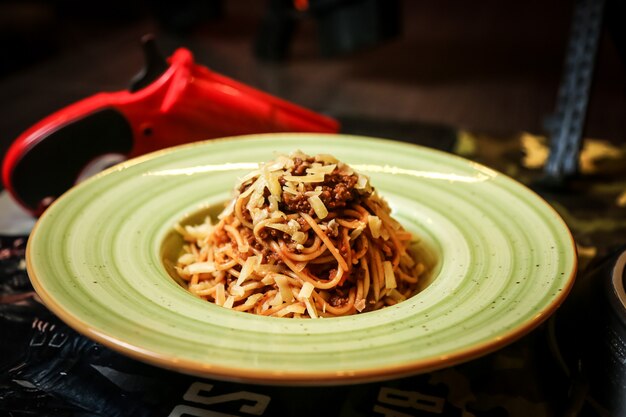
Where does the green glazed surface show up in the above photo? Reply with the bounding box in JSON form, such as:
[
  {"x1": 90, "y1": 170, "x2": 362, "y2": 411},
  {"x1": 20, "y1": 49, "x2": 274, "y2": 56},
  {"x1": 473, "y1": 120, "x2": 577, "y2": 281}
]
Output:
[{"x1": 27, "y1": 134, "x2": 577, "y2": 384}]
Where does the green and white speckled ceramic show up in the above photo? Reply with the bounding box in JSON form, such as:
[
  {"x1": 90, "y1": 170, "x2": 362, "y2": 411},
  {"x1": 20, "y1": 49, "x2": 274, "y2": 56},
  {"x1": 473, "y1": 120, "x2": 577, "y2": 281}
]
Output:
[{"x1": 26, "y1": 134, "x2": 577, "y2": 385}]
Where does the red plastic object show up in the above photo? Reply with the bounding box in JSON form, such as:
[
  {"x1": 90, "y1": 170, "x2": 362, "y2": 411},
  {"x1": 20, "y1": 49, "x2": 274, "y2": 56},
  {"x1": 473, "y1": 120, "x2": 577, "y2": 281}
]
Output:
[
  {"x1": 2, "y1": 47, "x2": 339, "y2": 215},
  {"x1": 124, "y1": 47, "x2": 338, "y2": 156}
]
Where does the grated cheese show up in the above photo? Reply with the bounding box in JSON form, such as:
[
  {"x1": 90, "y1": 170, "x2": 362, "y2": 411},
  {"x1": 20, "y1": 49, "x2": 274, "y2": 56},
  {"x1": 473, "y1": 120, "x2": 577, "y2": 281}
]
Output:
[
  {"x1": 354, "y1": 298, "x2": 366, "y2": 312},
  {"x1": 306, "y1": 163, "x2": 336, "y2": 175},
  {"x1": 307, "y1": 195, "x2": 328, "y2": 219},
  {"x1": 314, "y1": 154, "x2": 339, "y2": 164},
  {"x1": 283, "y1": 173, "x2": 326, "y2": 183},
  {"x1": 223, "y1": 295, "x2": 235, "y2": 309},
  {"x1": 291, "y1": 231, "x2": 307, "y2": 244},
  {"x1": 264, "y1": 169, "x2": 282, "y2": 200},
  {"x1": 274, "y1": 274, "x2": 295, "y2": 302},
  {"x1": 186, "y1": 262, "x2": 216, "y2": 275},
  {"x1": 349, "y1": 223, "x2": 366, "y2": 240},
  {"x1": 368, "y1": 215, "x2": 383, "y2": 239},
  {"x1": 230, "y1": 285, "x2": 245, "y2": 297},
  {"x1": 269, "y1": 291, "x2": 283, "y2": 306},
  {"x1": 298, "y1": 282, "x2": 314, "y2": 299},
  {"x1": 383, "y1": 261, "x2": 397, "y2": 289},
  {"x1": 177, "y1": 253, "x2": 196, "y2": 266},
  {"x1": 236, "y1": 256, "x2": 259, "y2": 286},
  {"x1": 243, "y1": 293, "x2": 263, "y2": 307},
  {"x1": 275, "y1": 303, "x2": 307, "y2": 317},
  {"x1": 215, "y1": 283, "x2": 225, "y2": 306},
  {"x1": 304, "y1": 298, "x2": 318, "y2": 318}
]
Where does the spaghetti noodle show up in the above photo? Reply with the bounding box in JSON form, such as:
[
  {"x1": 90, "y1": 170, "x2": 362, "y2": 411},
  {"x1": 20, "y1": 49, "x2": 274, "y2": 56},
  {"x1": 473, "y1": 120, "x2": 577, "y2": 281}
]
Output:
[{"x1": 174, "y1": 151, "x2": 426, "y2": 318}]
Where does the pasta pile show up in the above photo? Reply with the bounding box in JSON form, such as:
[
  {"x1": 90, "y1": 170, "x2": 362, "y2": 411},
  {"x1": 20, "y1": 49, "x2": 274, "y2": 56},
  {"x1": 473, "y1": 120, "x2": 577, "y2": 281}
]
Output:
[{"x1": 175, "y1": 151, "x2": 426, "y2": 318}]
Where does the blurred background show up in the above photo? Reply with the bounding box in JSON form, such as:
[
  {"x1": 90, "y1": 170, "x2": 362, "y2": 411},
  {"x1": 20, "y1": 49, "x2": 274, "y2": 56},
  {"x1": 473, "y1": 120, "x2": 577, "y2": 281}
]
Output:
[{"x1": 0, "y1": 0, "x2": 624, "y2": 160}]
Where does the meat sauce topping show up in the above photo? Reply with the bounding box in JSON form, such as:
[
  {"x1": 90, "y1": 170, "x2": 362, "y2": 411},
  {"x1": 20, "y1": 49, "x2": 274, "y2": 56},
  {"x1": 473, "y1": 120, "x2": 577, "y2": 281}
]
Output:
[{"x1": 279, "y1": 157, "x2": 367, "y2": 215}]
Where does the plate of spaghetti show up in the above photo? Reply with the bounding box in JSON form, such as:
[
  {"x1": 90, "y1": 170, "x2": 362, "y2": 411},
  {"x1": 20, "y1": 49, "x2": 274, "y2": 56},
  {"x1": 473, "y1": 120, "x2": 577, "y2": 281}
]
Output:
[{"x1": 26, "y1": 133, "x2": 577, "y2": 384}]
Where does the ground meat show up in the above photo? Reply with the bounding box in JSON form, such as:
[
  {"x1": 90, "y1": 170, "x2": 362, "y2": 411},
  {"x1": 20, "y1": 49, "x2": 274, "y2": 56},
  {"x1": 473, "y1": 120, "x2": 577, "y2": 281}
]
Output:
[
  {"x1": 248, "y1": 233, "x2": 262, "y2": 250},
  {"x1": 212, "y1": 227, "x2": 230, "y2": 245},
  {"x1": 329, "y1": 295, "x2": 347, "y2": 307},
  {"x1": 257, "y1": 227, "x2": 290, "y2": 241},
  {"x1": 296, "y1": 216, "x2": 309, "y2": 230},
  {"x1": 328, "y1": 285, "x2": 349, "y2": 307},
  {"x1": 328, "y1": 268, "x2": 338, "y2": 280},
  {"x1": 292, "y1": 157, "x2": 313, "y2": 175},
  {"x1": 319, "y1": 172, "x2": 360, "y2": 209},
  {"x1": 280, "y1": 169, "x2": 365, "y2": 215},
  {"x1": 281, "y1": 192, "x2": 314, "y2": 215},
  {"x1": 339, "y1": 241, "x2": 350, "y2": 257},
  {"x1": 262, "y1": 250, "x2": 283, "y2": 265},
  {"x1": 247, "y1": 235, "x2": 283, "y2": 264}
]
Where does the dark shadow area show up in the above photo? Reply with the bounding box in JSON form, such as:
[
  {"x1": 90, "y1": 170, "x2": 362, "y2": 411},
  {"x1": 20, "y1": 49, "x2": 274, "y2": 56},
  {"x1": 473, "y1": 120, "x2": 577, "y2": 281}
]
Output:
[{"x1": 0, "y1": 0, "x2": 624, "y2": 158}]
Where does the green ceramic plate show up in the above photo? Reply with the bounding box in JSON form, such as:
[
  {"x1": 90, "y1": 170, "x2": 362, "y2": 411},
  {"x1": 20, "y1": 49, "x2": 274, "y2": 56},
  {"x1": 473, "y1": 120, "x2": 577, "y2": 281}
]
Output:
[{"x1": 27, "y1": 134, "x2": 577, "y2": 385}]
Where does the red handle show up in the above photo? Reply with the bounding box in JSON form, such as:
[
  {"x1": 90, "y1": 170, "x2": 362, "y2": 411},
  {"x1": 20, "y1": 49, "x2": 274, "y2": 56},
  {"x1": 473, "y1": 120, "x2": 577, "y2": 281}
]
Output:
[{"x1": 118, "y1": 47, "x2": 339, "y2": 156}]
